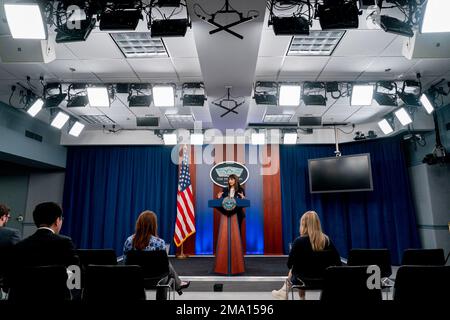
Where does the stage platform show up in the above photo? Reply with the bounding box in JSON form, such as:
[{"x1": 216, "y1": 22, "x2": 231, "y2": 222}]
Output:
[
  {"x1": 169, "y1": 255, "x2": 289, "y2": 277},
  {"x1": 169, "y1": 255, "x2": 288, "y2": 292}
]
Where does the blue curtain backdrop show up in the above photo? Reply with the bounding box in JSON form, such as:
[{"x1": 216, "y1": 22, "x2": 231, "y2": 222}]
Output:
[
  {"x1": 280, "y1": 137, "x2": 420, "y2": 265},
  {"x1": 62, "y1": 146, "x2": 178, "y2": 255}
]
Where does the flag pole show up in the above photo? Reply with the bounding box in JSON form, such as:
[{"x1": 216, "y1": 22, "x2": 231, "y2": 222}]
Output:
[{"x1": 177, "y1": 243, "x2": 188, "y2": 259}]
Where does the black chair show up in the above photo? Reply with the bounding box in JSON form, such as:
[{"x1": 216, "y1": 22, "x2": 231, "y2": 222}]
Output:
[
  {"x1": 82, "y1": 265, "x2": 146, "y2": 302},
  {"x1": 393, "y1": 265, "x2": 450, "y2": 302},
  {"x1": 7, "y1": 265, "x2": 71, "y2": 301},
  {"x1": 125, "y1": 250, "x2": 175, "y2": 300},
  {"x1": 401, "y1": 249, "x2": 445, "y2": 266},
  {"x1": 320, "y1": 266, "x2": 383, "y2": 302},
  {"x1": 288, "y1": 249, "x2": 342, "y2": 300},
  {"x1": 75, "y1": 249, "x2": 117, "y2": 268},
  {"x1": 348, "y1": 249, "x2": 392, "y2": 278}
]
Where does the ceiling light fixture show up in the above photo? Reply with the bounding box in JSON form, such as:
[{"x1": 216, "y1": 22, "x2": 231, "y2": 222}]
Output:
[
  {"x1": 279, "y1": 84, "x2": 301, "y2": 107},
  {"x1": 87, "y1": 87, "x2": 110, "y2": 107},
  {"x1": 4, "y1": 3, "x2": 47, "y2": 39},
  {"x1": 351, "y1": 84, "x2": 374, "y2": 106}
]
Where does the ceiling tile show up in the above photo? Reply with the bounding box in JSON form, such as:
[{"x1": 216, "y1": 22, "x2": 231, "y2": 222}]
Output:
[
  {"x1": 0, "y1": 66, "x2": 15, "y2": 80},
  {"x1": 0, "y1": 63, "x2": 56, "y2": 80},
  {"x1": 45, "y1": 60, "x2": 98, "y2": 81},
  {"x1": 380, "y1": 36, "x2": 405, "y2": 57},
  {"x1": 82, "y1": 59, "x2": 137, "y2": 79},
  {"x1": 65, "y1": 33, "x2": 124, "y2": 59},
  {"x1": 54, "y1": 43, "x2": 78, "y2": 60},
  {"x1": 128, "y1": 58, "x2": 176, "y2": 78},
  {"x1": 255, "y1": 57, "x2": 283, "y2": 76},
  {"x1": 318, "y1": 56, "x2": 374, "y2": 80},
  {"x1": 280, "y1": 56, "x2": 329, "y2": 77},
  {"x1": 163, "y1": 31, "x2": 199, "y2": 58},
  {"x1": 258, "y1": 30, "x2": 291, "y2": 57},
  {"x1": 333, "y1": 30, "x2": 397, "y2": 57},
  {"x1": 171, "y1": 58, "x2": 202, "y2": 77}
]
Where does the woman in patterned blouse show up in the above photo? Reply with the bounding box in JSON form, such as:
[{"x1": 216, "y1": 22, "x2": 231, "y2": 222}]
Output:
[{"x1": 123, "y1": 210, "x2": 190, "y2": 294}]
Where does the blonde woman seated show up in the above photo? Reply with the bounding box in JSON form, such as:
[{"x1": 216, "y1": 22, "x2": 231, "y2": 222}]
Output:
[
  {"x1": 123, "y1": 210, "x2": 190, "y2": 295},
  {"x1": 272, "y1": 211, "x2": 341, "y2": 300}
]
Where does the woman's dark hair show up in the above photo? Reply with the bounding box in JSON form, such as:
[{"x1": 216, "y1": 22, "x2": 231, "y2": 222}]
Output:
[
  {"x1": 133, "y1": 211, "x2": 158, "y2": 250},
  {"x1": 227, "y1": 174, "x2": 241, "y2": 190},
  {"x1": 33, "y1": 202, "x2": 63, "y2": 227}
]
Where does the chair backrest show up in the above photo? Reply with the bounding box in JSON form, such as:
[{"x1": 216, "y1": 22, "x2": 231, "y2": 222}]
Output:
[
  {"x1": 297, "y1": 249, "x2": 342, "y2": 280},
  {"x1": 125, "y1": 250, "x2": 170, "y2": 279},
  {"x1": 8, "y1": 265, "x2": 70, "y2": 301},
  {"x1": 401, "y1": 249, "x2": 445, "y2": 266},
  {"x1": 394, "y1": 265, "x2": 450, "y2": 302},
  {"x1": 75, "y1": 249, "x2": 117, "y2": 269},
  {"x1": 348, "y1": 249, "x2": 392, "y2": 278},
  {"x1": 82, "y1": 265, "x2": 145, "y2": 301},
  {"x1": 320, "y1": 266, "x2": 382, "y2": 302}
]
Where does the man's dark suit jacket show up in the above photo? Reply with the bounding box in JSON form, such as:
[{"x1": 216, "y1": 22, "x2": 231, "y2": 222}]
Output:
[
  {"x1": 12, "y1": 228, "x2": 78, "y2": 268},
  {"x1": 0, "y1": 227, "x2": 21, "y2": 248}
]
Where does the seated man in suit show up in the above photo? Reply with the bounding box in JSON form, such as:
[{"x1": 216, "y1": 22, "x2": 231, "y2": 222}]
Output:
[
  {"x1": 13, "y1": 202, "x2": 78, "y2": 268},
  {"x1": 0, "y1": 204, "x2": 21, "y2": 294},
  {"x1": 0, "y1": 204, "x2": 21, "y2": 248}
]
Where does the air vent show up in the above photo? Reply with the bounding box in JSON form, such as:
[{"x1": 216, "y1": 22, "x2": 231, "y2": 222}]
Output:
[
  {"x1": 136, "y1": 117, "x2": 159, "y2": 127},
  {"x1": 79, "y1": 115, "x2": 115, "y2": 125},
  {"x1": 298, "y1": 116, "x2": 322, "y2": 127},
  {"x1": 288, "y1": 30, "x2": 345, "y2": 56},
  {"x1": 25, "y1": 130, "x2": 43, "y2": 142},
  {"x1": 110, "y1": 32, "x2": 168, "y2": 58}
]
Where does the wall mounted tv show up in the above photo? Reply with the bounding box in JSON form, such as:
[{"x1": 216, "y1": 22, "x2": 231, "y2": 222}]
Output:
[{"x1": 308, "y1": 153, "x2": 373, "y2": 193}]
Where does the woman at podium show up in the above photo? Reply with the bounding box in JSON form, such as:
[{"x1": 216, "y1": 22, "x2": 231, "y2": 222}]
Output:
[{"x1": 217, "y1": 174, "x2": 246, "y2": 230}]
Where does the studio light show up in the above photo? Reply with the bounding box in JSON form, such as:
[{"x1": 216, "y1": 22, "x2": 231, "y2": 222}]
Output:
[
  {"x1": 316, "y1": 0, "x2": 360, "y2": 30},
  {"x1": 99, "y1": 1, "x2": 143, "y2": 31},
  {"x1": 153, "y1": 85, "x2": 175, "y2": 107},
  {"x1": 128, "y1": 83, "x2": 152, "y2": 107},
  {"x1": 51, "y1": 111, "x2": 70, "y2": 129},
  {"x1": 379, "y1": 15, "x2": 413, "y2": 37},
  {"x1": 129, "y1": 95, "x2": 152, "y2": 107},
  {"x1": 251, "y1": 132, "x2": 266, "y2": 145},
  {"x1": 56, "y1": 17, "x2": 96, "y2": 43},
  {"x1": 374, "y1": 81, "x2": 398, "y2": 107},
  {"x1": 279, "y1": 84, "x2": 301, "y2": 106},
  {"x1": 190, "y1": 133, "x2": 204, "y2": 145},
  {"x1": 182, "y1": 83, "x2": 206, "y2": 107},
  {"x1": 420, "y1": 93, "x2": 435, "y2": 114},
  {"x1": 67, "y1": 96, "x2": 89, "y2": 108},
  {"x1": 163, "y1": 133, "x2": 178, "y2": 145},
  {"x1": 378, "y1": 119, "x2": 394, "y2": 135},
  {"x1": 421, "y1": 0, "x2": 450, "y2": 33},
  {"x1": 254, "y1": 82, "x2": 278, "y2": 106},
  {"x1": 271, "y1": 16, "x2": 309, "y2": 35},
  {"x1": 302, "y1": 82, "x2": 327, "y2": 106},
  {"x1": 283, "y1": 132, "x2": 298, "y2": 145},
  {"x1": 395, "y1": 107, "x2": 412, "y2": 126},
  {"x1": 68, "y1": 121, "x2": 85, "y2": 137},
  {"x1": 150, "y1": 19, "x2": 189, "y2": 37},
  {"x1": 27, "y1": 98, "x2": 44, "y2": 117},
  {"x1": 87, "y1": 87, "x2": 110, "y2": 107},
  {"x1": 351, "y1": 84, "x2": 374, "y2": 106},
  {"x1": 398, "y1": 92, "x2": 421, "y2": 107},
  {"x1": 4, "y1": 3, "x2": 47, "y2": 39}
]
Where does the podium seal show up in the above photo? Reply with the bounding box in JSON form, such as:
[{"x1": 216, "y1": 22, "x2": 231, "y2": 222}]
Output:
[{"x1": 222, "y1": 197, "x2": 237, "y2": 211}]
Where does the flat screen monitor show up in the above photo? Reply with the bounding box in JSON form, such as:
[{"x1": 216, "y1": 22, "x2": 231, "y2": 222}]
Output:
[{"x1": 308, "y1": 153, "x2": 373, "y2": 193}]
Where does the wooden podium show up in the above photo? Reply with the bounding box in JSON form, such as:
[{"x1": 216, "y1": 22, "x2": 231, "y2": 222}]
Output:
[{"x1": 208, "y1": 199, "x2": 250, "y2": 275}]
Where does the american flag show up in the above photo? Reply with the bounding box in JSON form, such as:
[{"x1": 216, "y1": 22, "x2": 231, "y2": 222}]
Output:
[{"x1": 174, "y1": 145, "x2": 196, "y2": 247}]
